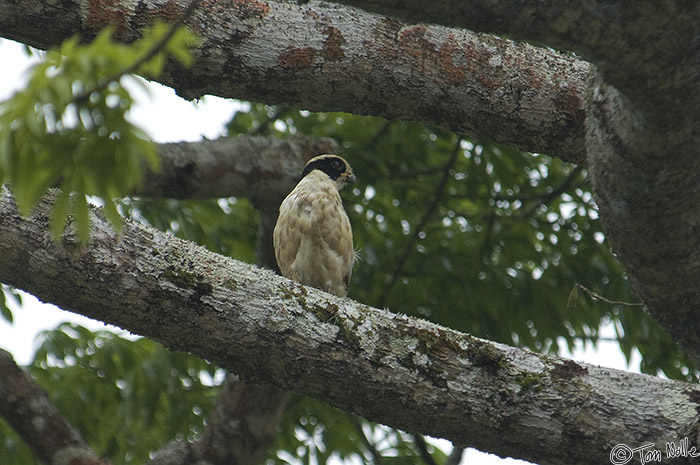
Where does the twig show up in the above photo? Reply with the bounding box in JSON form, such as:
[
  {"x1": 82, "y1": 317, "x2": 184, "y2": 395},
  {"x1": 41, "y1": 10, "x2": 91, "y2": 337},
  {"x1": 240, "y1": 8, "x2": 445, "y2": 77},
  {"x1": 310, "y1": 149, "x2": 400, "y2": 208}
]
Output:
[
  {"x1": 377, "y1": 137, "x2": 462, "y2": 308},
  {"x1": 412, "y1": 434, "x2": 439, "y2": 465},
  {"x1": 350, "y1": 415, "x2": 384, "y2": 465},
  {"x1": 515, "y1": 165, "x2": 584, "y2": 219},
  {"x1": 479, "y1": 209, "x2": 498, "y2": 258},
  {"x1": 446, "y1": 446, "x2": 465, "y2": 465},
  {"x1": 364, "y1": 120, "x2": 394, "y2": 151},
  {"x1": 571, "y1": 283, "x2": 644, "y2": 308},
  {"x1": 74, "y1": 0, "x2": 202, "y2": 104}
]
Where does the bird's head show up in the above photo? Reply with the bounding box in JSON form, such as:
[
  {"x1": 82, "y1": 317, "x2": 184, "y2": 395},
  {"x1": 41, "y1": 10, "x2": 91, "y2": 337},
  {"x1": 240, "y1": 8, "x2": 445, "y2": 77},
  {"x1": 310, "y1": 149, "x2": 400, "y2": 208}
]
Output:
[{"x1": 300, "y1": 154, "x2": 356, "y2": 190}]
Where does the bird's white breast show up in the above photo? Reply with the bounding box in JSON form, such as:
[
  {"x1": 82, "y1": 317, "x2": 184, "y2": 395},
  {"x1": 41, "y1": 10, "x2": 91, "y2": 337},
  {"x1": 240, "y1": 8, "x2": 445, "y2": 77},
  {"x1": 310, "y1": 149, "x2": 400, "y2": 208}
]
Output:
[{"x1": 274, "y1": 171, "x2": 354, "y2": 296}]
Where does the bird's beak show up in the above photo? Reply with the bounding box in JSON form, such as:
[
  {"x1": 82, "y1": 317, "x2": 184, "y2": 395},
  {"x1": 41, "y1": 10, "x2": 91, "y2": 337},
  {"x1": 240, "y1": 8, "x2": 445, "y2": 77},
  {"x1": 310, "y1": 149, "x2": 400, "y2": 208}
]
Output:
[{"x1": 345, "y1": 173, "x2": 356, "y2": 183}]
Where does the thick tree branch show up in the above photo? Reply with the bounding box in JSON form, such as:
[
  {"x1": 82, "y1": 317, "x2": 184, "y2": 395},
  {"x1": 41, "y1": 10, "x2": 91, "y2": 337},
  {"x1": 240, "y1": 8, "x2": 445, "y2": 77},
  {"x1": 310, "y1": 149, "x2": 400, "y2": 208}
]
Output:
[
  {"x1": 0, "y1": 0, "x2": 590, "y2": 165},
  {"x1": 73, "y1": 0, "x2": 202, "y2": 104},
  {"x1": 327, "y1": 0, "x2": 700, "y2": 124},
  {"x1": 0, "y1": 349, "x2": 105, "y2": 465},
  {"x1": 583, "y1": 78, "x2": 700, "y2": 370},
  {"x1": 193, "y1": 378, "x2": 288, "y2": 465},
  {"x1": 2, "y1": 189, "x2": 700, "y2": 465},
  {"x1": 144, "y1": 135, "x2": 335, "y2": 204}
]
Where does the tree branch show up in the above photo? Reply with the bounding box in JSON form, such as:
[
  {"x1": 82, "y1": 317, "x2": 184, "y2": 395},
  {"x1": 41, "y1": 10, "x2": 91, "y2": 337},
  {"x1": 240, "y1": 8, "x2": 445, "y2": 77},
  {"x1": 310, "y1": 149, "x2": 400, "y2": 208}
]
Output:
[
  {"x1": 0, "y1": 349, "x2": 105, "y2": 465},
  {"x1": 412, "y1": 434, "x2": 439, "y2": 465},
  {"x1": 445, "y1": 446, "x2": 464, "y2": 465},
  {"x1": 583, "y1": 77, "x2": 700, "y2": 368},
  {"x1": 571, "y1": 283, "x2": 643, "y2": 309},
  {"x1": 142, "y1": 135, "x2": 336, "y2": 204},
  {"x1": 2, "y1": 188, "x2": 700, "y2": 465},
  {"x1": 326, "y1": 0, "x2": 700, "y2": 122},
  {"x1": 0, "y1": 0, "x2": 590, "y2": 165}
]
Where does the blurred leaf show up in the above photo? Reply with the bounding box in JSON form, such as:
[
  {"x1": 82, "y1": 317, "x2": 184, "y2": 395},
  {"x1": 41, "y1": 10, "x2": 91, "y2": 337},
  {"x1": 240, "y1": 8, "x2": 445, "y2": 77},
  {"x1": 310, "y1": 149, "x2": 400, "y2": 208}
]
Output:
[
  {"x1": 0, "y1": 284, "x2": 21, "y2": 324},
  {"x1": 0, "y1": 418, "x2": 39, "y2": 465}
]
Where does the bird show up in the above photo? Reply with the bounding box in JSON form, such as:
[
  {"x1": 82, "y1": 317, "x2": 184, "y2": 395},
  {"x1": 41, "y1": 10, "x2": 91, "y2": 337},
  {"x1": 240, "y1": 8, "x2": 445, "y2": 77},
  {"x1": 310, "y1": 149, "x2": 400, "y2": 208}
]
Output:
[{"x1": 273, "y1": 154, "x2": 356, "y2": 297}]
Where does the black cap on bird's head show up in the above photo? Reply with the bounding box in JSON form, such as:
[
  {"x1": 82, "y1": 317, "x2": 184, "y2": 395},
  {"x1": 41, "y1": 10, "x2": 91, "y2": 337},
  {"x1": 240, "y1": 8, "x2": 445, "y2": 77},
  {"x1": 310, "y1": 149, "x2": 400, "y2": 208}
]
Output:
[{"x1": 301, "y1": 154, "x2": 356, "y2": 188}]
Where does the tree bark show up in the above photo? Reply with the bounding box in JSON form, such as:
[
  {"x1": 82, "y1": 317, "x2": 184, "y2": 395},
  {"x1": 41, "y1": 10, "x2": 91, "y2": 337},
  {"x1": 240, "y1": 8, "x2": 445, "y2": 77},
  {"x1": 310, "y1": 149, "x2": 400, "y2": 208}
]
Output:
[
  {"x1": 0, "y1": 0, "x2": 589, "y2": 166},
  {"x1": 583, "y1": 78, "x2": 700, "y2": 368},
  {"x1": 2, "y1": 188, "x2": 700, "y2": 465},
  {"x1": 327, "y1": 0, "x2": 700, "y2": 122},
  {"x1": 144, "y1": 135, "x2": 335, "y2": 203}
]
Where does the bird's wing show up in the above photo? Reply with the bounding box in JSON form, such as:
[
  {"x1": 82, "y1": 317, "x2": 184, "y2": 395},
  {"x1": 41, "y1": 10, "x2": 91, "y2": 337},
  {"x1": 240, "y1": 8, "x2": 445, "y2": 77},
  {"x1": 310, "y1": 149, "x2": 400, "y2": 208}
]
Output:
[{"x1": 274, "y1": 191, "x2": 310, "y2": 279}]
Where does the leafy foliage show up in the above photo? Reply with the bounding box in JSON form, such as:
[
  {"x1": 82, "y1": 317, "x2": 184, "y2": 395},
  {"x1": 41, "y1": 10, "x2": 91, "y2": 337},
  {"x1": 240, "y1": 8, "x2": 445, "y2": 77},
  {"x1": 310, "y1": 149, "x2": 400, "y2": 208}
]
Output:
[
  {"x1": 29, "y1": 323, "x2": 221, "y2": 464},
  {"x1": 0, "y1": 22, "x2": 198, "y2": 240},
  {"x1": 272, "y1": 396, "x2": 449, "y2": 465},
  {"x1": 0, "y1": 323, "x2": 221, "y2": 465}
]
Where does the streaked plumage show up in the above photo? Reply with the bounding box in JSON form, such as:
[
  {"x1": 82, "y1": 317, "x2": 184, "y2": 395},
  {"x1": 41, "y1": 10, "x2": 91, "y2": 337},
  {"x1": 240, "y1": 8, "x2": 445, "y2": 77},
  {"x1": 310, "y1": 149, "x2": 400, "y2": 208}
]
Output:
[{"x1": 273, "y1": 154, "x2": 355, "y2": 297}]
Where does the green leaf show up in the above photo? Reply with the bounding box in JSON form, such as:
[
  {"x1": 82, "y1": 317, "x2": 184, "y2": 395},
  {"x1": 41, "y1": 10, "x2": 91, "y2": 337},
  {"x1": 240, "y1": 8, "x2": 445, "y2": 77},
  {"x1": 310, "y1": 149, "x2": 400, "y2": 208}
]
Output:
[
  {"x1": 72, "y1": 193, "x2": 91, "y2": 243},
  {"x1": 100, "y1": 196, "x2": 124, "y2": 235},
  {"x1": 0, "y1": 292, "x2": 13, "y2": 324},
  {"x1": 49, "y1": 188, "x2": 72, "y2": 239}
]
